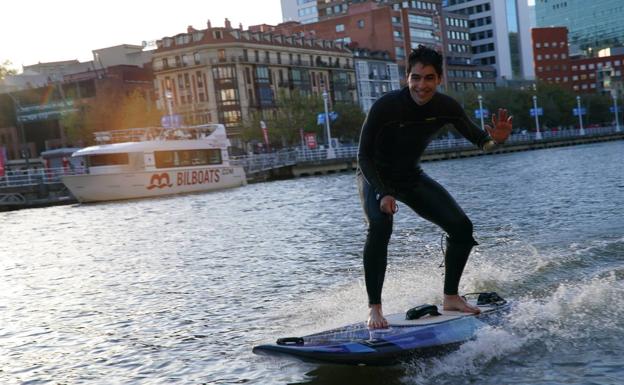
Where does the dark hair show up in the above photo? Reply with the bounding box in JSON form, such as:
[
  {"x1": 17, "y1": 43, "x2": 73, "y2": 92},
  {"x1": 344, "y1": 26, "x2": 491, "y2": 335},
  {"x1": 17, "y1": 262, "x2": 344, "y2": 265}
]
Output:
[{"x1": 406, "y1": 45, "x2": 443, "y2": 76}]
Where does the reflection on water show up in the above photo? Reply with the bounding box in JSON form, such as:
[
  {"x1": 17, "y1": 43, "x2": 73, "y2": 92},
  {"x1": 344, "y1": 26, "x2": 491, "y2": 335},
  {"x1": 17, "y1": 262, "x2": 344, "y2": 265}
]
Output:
[{"x1": 0, "y1": 141, "x2": 623, "y2": 385}]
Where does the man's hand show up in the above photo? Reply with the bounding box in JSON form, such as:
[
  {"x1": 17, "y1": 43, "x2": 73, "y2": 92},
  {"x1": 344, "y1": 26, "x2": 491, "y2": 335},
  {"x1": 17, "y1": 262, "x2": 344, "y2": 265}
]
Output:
[
  {"x1": 485, "y1": 108, "x2": 513, "y2": 144},
  {"x1": 380, "y1": 195, "x2": 398, "y2": 215}
]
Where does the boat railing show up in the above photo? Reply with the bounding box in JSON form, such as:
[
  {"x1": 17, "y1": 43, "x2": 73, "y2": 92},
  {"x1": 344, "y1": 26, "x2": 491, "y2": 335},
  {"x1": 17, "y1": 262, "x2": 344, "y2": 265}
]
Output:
[
  {"x1": 94, "y1": 124, "x2": 223, "y2": 144},
  {"x1": 0, "y1": 167, "x2": 88, "y2": 188}
]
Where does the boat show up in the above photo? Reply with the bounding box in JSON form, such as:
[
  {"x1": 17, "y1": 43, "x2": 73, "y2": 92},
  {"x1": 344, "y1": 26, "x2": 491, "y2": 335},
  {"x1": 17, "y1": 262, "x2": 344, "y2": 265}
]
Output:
[{"x1": 62, "y1": 124, "x2": 246, "y2": 203}]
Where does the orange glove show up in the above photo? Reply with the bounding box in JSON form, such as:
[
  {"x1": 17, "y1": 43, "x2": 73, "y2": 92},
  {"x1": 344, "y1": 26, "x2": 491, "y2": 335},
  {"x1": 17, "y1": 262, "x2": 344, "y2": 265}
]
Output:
[{"x1": 485, "y1": 108, "x2": 513, "y2": 144}]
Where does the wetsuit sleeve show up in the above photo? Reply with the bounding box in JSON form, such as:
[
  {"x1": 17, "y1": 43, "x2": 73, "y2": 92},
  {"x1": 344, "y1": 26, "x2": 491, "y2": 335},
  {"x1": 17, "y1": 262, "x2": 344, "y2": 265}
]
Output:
[
  {"x1": 357, "y1": 99, "x2": 394, "y2": 198},
  {"x1": 447, "y1": 99, "x2": 492, "y2": 149}
]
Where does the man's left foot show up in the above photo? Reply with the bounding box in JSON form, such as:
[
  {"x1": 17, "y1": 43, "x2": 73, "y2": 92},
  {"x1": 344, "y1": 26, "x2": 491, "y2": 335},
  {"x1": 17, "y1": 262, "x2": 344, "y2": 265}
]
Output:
[{"x1": 443, "y1": 294, "x2": 481, "y2": 314}]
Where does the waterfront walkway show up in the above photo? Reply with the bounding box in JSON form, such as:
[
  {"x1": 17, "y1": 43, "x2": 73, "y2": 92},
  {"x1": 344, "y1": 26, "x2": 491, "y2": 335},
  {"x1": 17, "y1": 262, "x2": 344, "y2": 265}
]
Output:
[
  {"x1": 233, "y1": 125, "x2": 623, "y2": 179},
  {"x1": 1, "y1": 125, "x2": 622, "y2": 209}
]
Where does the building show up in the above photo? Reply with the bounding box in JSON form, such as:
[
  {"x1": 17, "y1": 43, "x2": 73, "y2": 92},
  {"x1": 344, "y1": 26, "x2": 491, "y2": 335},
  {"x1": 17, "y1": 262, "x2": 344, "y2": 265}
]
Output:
[
  {"x1": 0, "y1": 45, "x2": 155, "y2": 160},
  {"x1": 281, "y1": 0, "x2": 319, "y2": 24},
  {"x1": 352, "y1": 48, "x2": 401, "y2": 112},
  {"x1": 531, "y1": 27, "x2": 570, "y2": 88},
  {"x1": 151, "y1": 20, "x2": 357, "y2": 143},
  {"x1": 532, "y1": 27, "x2": 624, "y2": 95},
  {"x1": 535, "y1": 0, "x2": 624, "y2": 55},
  {"x1": 276, "y1": 1, "x2": 496, "y2": 92},
  {"x1": 443, "y1": 0, "x2": 535, "y2": 82}
]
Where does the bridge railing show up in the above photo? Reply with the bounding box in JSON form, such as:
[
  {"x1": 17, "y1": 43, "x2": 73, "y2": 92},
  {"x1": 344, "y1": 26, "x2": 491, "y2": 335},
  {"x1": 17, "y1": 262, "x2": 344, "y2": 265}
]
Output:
[
  {"x1": 0, "y1": 167, "x2": 86, "y2": 188},
  {"x1": 230, "y1": 151, "x2": 298, "y2": 174}
]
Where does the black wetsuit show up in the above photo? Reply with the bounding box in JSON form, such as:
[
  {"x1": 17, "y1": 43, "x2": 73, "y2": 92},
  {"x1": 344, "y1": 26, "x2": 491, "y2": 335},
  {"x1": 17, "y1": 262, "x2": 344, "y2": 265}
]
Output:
[{"x1": 357, "y1": 87, "x2": 491, "y2": 305}]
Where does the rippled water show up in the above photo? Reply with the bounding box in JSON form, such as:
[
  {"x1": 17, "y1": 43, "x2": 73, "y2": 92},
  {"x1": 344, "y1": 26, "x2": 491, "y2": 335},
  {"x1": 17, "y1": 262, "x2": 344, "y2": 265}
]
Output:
[{"x1": 1, "y1": 141, "x2": 623, "y2": 385}]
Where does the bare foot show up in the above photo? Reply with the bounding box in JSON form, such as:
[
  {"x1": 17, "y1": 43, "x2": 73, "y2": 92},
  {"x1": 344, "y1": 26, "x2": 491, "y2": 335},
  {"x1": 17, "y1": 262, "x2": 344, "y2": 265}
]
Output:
[
  {"x1": 367, "y1": 304, "x2": 389, "y2": 329},
  {"x1": 443, "y1": 294, "x2": 481, "y2": 314}
]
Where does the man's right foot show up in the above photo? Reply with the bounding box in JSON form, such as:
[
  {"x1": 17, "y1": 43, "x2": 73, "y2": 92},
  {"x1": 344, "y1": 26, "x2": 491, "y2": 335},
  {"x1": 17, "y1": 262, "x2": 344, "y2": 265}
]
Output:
[{"x1": 367, "y1": 304, "x2": 389, "y2": 329}]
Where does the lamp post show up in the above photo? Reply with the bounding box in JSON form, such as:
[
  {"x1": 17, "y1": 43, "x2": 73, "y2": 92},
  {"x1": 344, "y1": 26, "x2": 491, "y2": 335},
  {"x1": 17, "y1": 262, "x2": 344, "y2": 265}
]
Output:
[
  {"x1": 6, "y1": 92, "x2": 30, "y2": 170},
  {"x1": 322, "y1": 89, "x2": 335, "y2": 159},
  {"x1": 576, "y1": 95, "x2": 585, "y2": 135},
  {"x1": 532, "y1": 95, "x2": 542, "y2": 140},
  {"x1": 164, "y1": 90, "x2": 174, "y2": 128},
  {"x1": 612, "y1": 91, "x2": 621, "y2": 132},
  {"x1": 477, "y1": 95, "x2": 485, "y2": 131}
]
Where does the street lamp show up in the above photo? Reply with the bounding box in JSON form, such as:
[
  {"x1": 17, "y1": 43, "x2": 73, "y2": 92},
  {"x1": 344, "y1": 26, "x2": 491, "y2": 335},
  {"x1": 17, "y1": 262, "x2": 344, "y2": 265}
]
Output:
[
  {"x1": 6, "y1": 92, "x2": 30, "y2": 169},
  {"x1": 322, "y1": 89, "x2": 335, "y2": 159},
  {"x1": 612, "y1": 91, "x2": 621, "y2": 133},
  {"x1": 532, "y1": 95, "x2": 542, "y2": 140},
  {"x1": 477, "y1": 95, "x2": 485, "y2": 131},
  {"x1": 576, "y1": 95, "x2": 585, "y2": 135},
  {"x1": 164, "y1": 90, "x2": 174, "y2": 128}
]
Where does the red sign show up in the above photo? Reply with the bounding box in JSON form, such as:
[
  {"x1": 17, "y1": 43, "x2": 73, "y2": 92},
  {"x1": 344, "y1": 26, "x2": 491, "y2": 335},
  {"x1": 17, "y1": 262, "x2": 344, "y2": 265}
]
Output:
[
  {"x1": 304, "y1": 133, "x2": 317, "y2": 149},
  {"x1": 0, "y1": 147, "x2": 6, "y2": 177},
  {"x1": 260, "y1": 120, "x2": 270, "y2": 146}
]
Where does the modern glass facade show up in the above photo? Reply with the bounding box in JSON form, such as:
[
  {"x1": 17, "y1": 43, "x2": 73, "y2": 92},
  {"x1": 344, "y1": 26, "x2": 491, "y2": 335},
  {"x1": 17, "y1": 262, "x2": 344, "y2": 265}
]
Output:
[{"x1": 535, "y1": 0, "x2": 624, "y2": 53}]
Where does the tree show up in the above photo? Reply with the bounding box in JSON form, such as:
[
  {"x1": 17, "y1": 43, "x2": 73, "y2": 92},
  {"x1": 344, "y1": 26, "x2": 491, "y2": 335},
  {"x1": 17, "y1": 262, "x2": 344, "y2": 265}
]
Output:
[
  {"x1": 60, "y1": 108, "x2": 89, "y2": 147},
  {"x1": 0, "y1": 60, "x2": 17, "y2": 80},
  {"x1": 330, "y1": 102, "x2": 366, "y2": 143},
  {"x1": 241, "y1": 89, "x2": 324, "y2": 148}
]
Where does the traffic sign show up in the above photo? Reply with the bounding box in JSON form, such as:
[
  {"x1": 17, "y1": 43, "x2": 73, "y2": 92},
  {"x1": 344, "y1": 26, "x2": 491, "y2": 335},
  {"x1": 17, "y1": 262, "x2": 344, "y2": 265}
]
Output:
[
  {"x1": 474, "y1": 108, "x2": 489, "y2": 119},
  {"x1": 161, "y1": 114, "x2": 182, "y2": 128},
  {"x1": 609, "y1": 106, "x2": 622, "y2": 113},
  {"x1": 572, "y1": 107, "x2": 587, "y2": 116},
  {"x1": 530, "y1": 107, "x2": 544, "y2": 117}
]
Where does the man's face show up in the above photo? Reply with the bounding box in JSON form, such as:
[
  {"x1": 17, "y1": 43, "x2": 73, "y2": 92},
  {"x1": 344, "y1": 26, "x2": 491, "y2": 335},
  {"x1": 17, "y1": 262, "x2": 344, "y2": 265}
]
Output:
[{"x1": 407, "y1": 63, "x2": 442, "y2": 105}]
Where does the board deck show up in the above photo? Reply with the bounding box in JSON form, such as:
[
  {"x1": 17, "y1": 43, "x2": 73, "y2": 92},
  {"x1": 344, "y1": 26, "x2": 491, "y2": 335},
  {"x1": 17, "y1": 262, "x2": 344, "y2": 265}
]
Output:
[{"x1": 253, "y1": 293, "x2": 509, "y2": 366}]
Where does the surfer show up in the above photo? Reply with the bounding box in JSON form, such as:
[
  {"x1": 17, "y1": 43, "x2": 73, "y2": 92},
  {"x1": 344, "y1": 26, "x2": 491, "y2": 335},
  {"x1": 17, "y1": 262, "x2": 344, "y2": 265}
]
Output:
[{"x1": 357, "y1": 45, "x2": 513, "y2": 329}]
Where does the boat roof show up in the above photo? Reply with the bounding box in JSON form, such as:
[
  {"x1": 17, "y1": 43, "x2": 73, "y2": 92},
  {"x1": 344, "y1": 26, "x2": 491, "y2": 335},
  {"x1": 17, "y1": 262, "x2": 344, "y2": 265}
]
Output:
[{"x1": 72, "y1": 124, "x2": 231, "y2": 157}]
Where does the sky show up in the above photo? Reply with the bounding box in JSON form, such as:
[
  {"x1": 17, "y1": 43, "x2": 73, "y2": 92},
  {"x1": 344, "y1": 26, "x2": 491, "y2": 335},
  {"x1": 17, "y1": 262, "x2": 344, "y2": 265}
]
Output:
[{"x1": 1, "y1": 0, "x2": 283, "y2": 73}]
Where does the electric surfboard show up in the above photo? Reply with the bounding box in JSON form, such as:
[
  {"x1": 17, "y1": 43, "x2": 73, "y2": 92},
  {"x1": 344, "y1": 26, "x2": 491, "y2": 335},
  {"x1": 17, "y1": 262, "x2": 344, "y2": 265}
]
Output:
[{"x1": 253, "y1": 292, "x2": 509, "y2": 366}]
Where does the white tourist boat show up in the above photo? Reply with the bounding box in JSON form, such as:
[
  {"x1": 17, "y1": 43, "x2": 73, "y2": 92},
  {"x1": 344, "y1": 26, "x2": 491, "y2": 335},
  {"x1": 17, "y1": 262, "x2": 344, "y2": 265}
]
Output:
[{"x1": 62, "y1": 124, "x2": 246, "y2": 203}]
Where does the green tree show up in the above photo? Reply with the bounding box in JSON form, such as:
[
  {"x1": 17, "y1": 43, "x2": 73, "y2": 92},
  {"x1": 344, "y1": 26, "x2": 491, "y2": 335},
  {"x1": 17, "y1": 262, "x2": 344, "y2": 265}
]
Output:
[
  {"x1": 0, "y1": 60, "x2": 17, "y2": 80},
  {"x1": 330, "y1": 102, "x2": 366, "y2": 143},
  {"x1": 583, "y1": 93, "x2": 612, "y2": 125},
  {"x1": 241, "y1": 89, "x2": 324, "y2": 148},
  {"x1": 60, "y1": 108, "x2": 89, "y2": 146}
]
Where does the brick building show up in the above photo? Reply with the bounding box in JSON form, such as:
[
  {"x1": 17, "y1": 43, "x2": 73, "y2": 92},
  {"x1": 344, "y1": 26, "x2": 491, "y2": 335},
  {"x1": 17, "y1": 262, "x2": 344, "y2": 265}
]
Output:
[
  {"x1": 532, "y1": 27, "x2": 624, "y2": 94},
  {"x1": 276, "y1": 0, "x2": 496, "y2": 92}
]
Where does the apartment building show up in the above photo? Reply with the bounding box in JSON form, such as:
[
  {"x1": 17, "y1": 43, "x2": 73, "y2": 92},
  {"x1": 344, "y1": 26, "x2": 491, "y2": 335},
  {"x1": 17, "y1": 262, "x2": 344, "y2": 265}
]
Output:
[{"x1": 151, "y1": 20, "x2": 357, "y2": 140}]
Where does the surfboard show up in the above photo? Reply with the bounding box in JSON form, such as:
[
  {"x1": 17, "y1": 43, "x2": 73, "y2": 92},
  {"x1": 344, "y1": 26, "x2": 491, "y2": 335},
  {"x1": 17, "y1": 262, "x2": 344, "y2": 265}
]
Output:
[{"x1": 252, "y1": 292, "x2": 509, "y2": 366}]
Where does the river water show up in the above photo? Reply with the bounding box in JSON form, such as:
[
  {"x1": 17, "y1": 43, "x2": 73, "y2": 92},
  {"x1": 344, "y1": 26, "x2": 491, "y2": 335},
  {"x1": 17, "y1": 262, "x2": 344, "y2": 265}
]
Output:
[{"x1": 1, "y1": 140, "x2": 623, "y2": 385}]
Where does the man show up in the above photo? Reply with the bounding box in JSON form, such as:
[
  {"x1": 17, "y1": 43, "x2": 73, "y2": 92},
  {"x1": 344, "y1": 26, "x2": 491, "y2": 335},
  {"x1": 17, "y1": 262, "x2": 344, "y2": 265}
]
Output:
[{"x1": 357, "y1": 45, "x2": 512, "y2": 329}]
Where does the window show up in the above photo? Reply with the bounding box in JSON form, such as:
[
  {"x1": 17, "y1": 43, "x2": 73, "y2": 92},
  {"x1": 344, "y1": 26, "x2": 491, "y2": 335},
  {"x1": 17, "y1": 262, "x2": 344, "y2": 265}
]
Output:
[
  {"x1": 194, "y1": 52, "x2": 201, "y2": 65},
  {"x1": 88, "y1": 153, "x2": 129, "y2": 167},
  {"x1": 154, "y1": 149, "x2": 222, "y2": 168},
  {"x1": 336, "y1": 24, "x2": 345, "y2": 32},
  {"x1": 408, "y1": 14, "x2": 433, "y2": 25},
  {"x1": 358, "y1": 19, "x2": 365, "y2": 28}
]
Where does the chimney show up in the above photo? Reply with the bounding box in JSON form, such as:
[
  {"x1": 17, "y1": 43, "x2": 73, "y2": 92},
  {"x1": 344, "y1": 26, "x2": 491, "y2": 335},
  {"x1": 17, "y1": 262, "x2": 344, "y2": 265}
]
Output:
[
  {"x1": 225, "y1": 18, "x2": 232, "y2": 29},
  {"x1": 187, "y1": 25, "x2": 195, "y2": 33},
  {"x1": 239, "y1": 22, "x2": 243, "y2": 30},
  {"x1": 207, "y1": 19, "x2": 212, "y2": 29}
]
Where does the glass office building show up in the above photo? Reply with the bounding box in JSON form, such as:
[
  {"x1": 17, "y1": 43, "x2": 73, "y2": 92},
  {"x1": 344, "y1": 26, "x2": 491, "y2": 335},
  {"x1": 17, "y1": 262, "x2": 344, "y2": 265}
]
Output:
[{"x1": 535, "y1": 0, "x2": 624, "y2": 54}]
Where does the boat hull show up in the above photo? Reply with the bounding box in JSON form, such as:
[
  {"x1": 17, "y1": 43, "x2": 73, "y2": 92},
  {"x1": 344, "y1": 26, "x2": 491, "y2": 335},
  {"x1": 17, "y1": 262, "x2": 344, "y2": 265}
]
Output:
[{"x1": 62, "y1": 166, "x2": 246, "y2": 203}]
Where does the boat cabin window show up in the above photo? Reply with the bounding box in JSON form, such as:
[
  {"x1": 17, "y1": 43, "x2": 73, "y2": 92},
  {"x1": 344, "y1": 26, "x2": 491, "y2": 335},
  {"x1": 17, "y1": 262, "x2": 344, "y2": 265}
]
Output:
[
  {"x1": 154, "y1": 149, "x2": 222, "y2": 168},
  {"x1": 88, "y1": 153, "x2": 130, "y2": 167}
]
